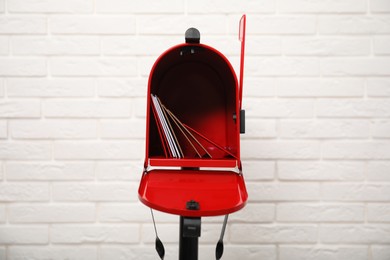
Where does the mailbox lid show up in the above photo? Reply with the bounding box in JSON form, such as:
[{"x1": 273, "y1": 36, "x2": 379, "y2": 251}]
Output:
[{"x1": 138, "y1": 169, "x2": 247, "y2": 217}]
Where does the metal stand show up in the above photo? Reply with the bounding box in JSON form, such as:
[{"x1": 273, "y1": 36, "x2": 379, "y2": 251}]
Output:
[{"x1": 179, "y1": 216, "x2": 201, "y2": 260}]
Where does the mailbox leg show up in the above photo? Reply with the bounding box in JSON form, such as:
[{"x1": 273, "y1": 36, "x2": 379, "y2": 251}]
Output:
[{"x1": 179, "y1": 216, "x2": 201, "y2": 260}]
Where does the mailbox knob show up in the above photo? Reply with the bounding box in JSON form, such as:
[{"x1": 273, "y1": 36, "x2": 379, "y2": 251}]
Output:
[
  {"x1": 186, "y1": 200, "x2": 200, "y2": 210},
  {"x1": 185, "y1": 28, "x2": 200, "y2": 44}
]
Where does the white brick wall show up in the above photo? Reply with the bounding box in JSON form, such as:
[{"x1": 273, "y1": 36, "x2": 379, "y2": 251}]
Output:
[{"x1": 0, "y1": 0, "x2": 390, "y2": 259}]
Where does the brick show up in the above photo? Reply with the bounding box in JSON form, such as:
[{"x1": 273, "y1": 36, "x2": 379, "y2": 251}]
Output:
[
  {"x1": 241, "y1": 140, "x2": 320, "y2": 159},
  {"x1": 0, "y1": 36, "x2": 8, "y2": 55},
  {"x1": 246, "y1": 57, "x2": 319, "y2": 76},
  {"x1": 9, "y1": 0, "x2": 93, "y2": 13},
  {"x1": 249, "y1": 15, "x2": 316, "y2": 34},
  {"x1": 371, "y1": 0, "x2": 390, "y2": 13},
  {"x1": 372, "y1": 120, "x2": 390, "y2": 138},
  {"x1": 243, "y1": 161, "x2": 275, "y2": 181},
  {"x1": 244, "y1": 78, "x2": 276, "y2": 97},
  {"x1": 138, "y1": 15, "x2": 226, "y2": 35},
  {"x1": 0, "y1": 100, "x2": 40, "y2": 118},
  {"x1": 323, "y1": 141, "x2": 390, "y2": 159},
  {"x1": 50, "y1": 16, "x2": 136, "y2": 34},
  {"x1": 367, "y1": 78, "x2": 390, "y2": 97},
  {"x1": 0, "y1": 141, "x2": 51, "y2": 160},
  {"x1": 279, "y1": 246, "x2": 368, "y2": 260},
  {"x1": 54, "y1": 141, "x2": 142, "y2": 160},
  {"x1": 278, "y1": 0, "x2": 366, "y2": 13},
  {"x1": 12, "y1": 36, "x2": 99, "y2": 55},
  {"x1": 10, "y1": 119, "x2": 96, "y2": 139},
  {"x1": 139, "y1": 57, "x2": 156, "y2": 77},
  {"x1": 231, "y1": 224, "x2": 318, "y2": 243},
  {"x1": 0, "y1": 183, "x2": 49, "y2": 201},
  {"x1": 277, "y1": 78, "x2": 364, "y2": 97},
  {"x1": 96, "y1": 0, "x2": 184, "y2": 13},
  {"x1": 244, "y1": 37, "x2": 281, "y2": 55},
  {"x1": 6, "y1": 162, "x2": 94, "y2": 181},
  {"x1": 141, "y1": 224, "x2": 179, "y2": 244},
  {"x1": 101, "y1": 36, "x2": 179, "y2": 56},
  {"x1": 7, "y1": 78, "x2": 95, "y2": 97},
  {"x1": 50, "y1": 58, "x2": 137, "y2": 76},
  {"x1": 372, "y1": 246, "x2": 390, "y2": 260},
  {"x1": 100, "y1": 246, "x2": 174, "y2": 260},
  {"x1": 367, "y1": 204, "x2": 390, "y2": 222},
  {"x1": 99, "y1": 119, "x2": 144, "y2": 139},
  {"x1": 243, "y1": 119, "x2": 276, "y2": 138},
  {"x1": 0, "y1": 204, "x2": 5, "y2": 222},
  {"x1": 215, "y1": 245, "x2": 277, "y2": 260},
  {"x1": 317, "y1": 99, "x2": 390, "y2": 117},
  {"x1": 0, "y1": 16, "x2": 46, "y2": 34},
  {"x1": 0, "y1": 79, "x2": 3, "y2": 96},
  {"x1": 367, "y1": 161, "x2": 390, "y2": 181},
  {"x1": 279, "y1": 119, "x2": 369, "y2": 139},
  {"x1": 44, "y1": 100, "x2": 131, "y2": 118},
  {"x1": 247, "y1": 182, "x2": 320, "y2": 201},
  {"x1": 97, "y1": 78, "x2": 146, "y2": 97},
  {"x1": 322, "y1": 184, "x2": 390, "y2": 201},
  {"x1": 52, "y1": 182, "x2": 138, "y2": 202},
  {"x1": 9, "y1": 204, "x2": 96, "y2": 223},
  {"x1": 96, "y1": 162, "x2": 140, "y2": 181},
  {"x1": 0, "y1": 120, "x2": 6, "y2": 138},
  {"x1": 0, "y1": 58, "x2": 46, "y2": 76},
  {"x1": 229, "y1": 203, "x2": 275, "y2": 223},
  {"x1": 374, "y1": 37, "x2": 390, "y2": 54},
  {"x1": 278, "y1": 161, "x2": 365, "y2": 181},
  {"x1": 0, "y1": 226, "x2": 48, "y2": 244},
  {"x1": 245, "y1": 99, "x2": 314, "y2": 118},
  {"x1": 322, "y1": 58, "x2": 390, "y2": 76},
  {"x1": 282, "y1": 37, "x2": 370, "y2": 56},
  {"x1": 196, "y1": 36, "x2": 239, "y2": 58},
  {"x1": 51, "y1": 225, "x2": 139, "y2": 244},
  {"x1": 320, "y1": 224, "x2": 390, "y2": 243},
  {"x1": 132, "y1": 98, "x2": 147, "y2": 118},
  {"x1": 277, "y1": 203, "x2": 364, "y2": 222},
  {"x1": 99, "y1": 203, "x2": 150, "y2": 223},
  {"x1": 189, "y1": 0, "x2": 274, "y2": 13},
  {"x1": 319, "y1": 15, "x2": 390, "y2": 34},
  {"x1": 8, "y1": 246, "x2": 98, "y2": 260}
]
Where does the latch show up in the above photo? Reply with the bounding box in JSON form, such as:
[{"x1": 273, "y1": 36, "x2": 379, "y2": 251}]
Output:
[{"x1": 233, "y1": 109, "x2": 245, "y2": 134}]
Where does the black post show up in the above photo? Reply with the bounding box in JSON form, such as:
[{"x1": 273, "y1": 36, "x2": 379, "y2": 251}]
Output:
[{"x1": 179, "y1": 216, "x2": 201, "y2": 260}]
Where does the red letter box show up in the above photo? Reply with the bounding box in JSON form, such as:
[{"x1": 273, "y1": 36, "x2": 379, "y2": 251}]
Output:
[{"x1": 138, "y1": 15, "x2": 248, "y2": 259}]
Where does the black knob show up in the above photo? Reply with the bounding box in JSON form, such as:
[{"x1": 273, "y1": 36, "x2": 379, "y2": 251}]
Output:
[
  {"x1": 186, "y1": 200, "x2": 200, "y2": 210},
  {"x1": 185, "y1": 28, "x2": 200, "y2": 44}
]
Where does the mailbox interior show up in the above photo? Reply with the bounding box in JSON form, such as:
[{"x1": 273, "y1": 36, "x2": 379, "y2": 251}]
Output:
[{"x1": 146, "y1": 44, "x2": 240, "y2": 168}]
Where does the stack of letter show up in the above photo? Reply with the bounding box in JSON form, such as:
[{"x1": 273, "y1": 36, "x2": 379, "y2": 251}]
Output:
[{"x1": 150, "y1": 94, "x2": 212, "y2": 159}]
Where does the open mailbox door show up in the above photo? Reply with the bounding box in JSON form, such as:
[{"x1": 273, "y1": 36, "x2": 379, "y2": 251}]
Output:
[{"x1": 138, "y1": 14, "x2": 248, "y2": 259}]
